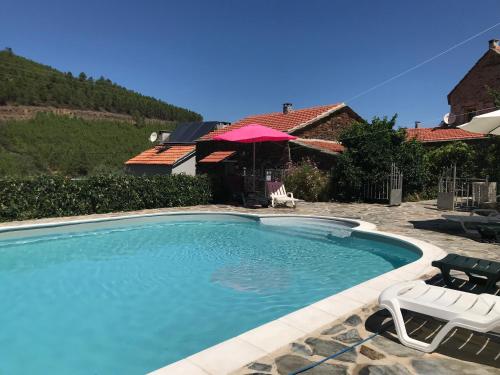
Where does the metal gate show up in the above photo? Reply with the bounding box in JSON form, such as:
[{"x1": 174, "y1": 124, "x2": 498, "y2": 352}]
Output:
[
  {"x1": 438, "y1": 165, "x2": 494, "y2": 211},
  {"x1": 361, "y1": 163, "x2": 403, "y2": 206}
]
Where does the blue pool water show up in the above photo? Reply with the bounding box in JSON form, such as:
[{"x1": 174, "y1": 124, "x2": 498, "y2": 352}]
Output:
[{"x1": 0, "y1": 215, "x2": 420, "y2": 374}]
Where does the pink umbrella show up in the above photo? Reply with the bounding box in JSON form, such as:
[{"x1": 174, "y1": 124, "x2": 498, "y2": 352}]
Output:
[{"x1": 213, "y1": 124, "x2": 296, "y2": 190}]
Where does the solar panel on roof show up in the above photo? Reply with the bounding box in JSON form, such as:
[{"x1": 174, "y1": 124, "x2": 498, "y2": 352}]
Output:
[{"x1": 166, "y1": 122, "x2": 227, "y2": 143}]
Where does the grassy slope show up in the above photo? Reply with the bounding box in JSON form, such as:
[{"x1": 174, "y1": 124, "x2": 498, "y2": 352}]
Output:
[{"x1": 0, "y1": 113, "x2": 175, "y2": 176}]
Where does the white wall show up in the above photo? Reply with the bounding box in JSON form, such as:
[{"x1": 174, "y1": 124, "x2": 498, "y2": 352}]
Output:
[{"x1": 172, "y1": 154, "x2": 196, "y2": 176}]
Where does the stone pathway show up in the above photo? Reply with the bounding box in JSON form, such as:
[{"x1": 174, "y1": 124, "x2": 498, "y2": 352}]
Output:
[
  {"x1": 2, "y1": 200, "x2": 499, "y2": 374},
  {"x1": 232, "y1": 301, "x2": 500, "y2": 375}
]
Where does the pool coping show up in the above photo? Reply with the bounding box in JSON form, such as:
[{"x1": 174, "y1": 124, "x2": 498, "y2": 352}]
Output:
[{"x1": 0, "y1": 211, "x2": 447, "y2": 375}]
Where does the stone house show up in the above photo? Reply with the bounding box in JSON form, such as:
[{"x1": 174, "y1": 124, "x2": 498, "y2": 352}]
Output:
[
  {"x1": 197, "y1": 102, "x2": 362, "y2": 173},
  {"x1": 404, "y1": 39, "x2": 499, "y2": 146},
  {"x1": 196, "y1": 103, "x2": 362, "y2": 199},
  {"x1": 405, "y1": 125, "x2": 487, "y2": 147},
  {"x1": 447, "y1": 39, "x2": 500, "y2": 125}
]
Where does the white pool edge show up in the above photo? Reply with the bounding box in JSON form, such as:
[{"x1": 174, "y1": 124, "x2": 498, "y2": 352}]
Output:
[{"x1": 0, "y1": 211, "x2": 447, "y2": 375}]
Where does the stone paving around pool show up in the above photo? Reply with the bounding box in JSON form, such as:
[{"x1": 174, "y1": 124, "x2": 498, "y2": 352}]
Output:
[
  {"x1": 231, "y1": 300, "x2": 500, "y2": 375},
  {"x1": 1, "y1": 200, "x2": 499, "y2": 374}
]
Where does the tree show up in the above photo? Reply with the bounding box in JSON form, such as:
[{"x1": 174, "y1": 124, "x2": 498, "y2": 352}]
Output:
[
  {"x1": 424, "y1": 141, "x2": 475, "y2": 179},
  {"x1": 332, "y1": 115, "x2": 404, "y2": 200},
  {"x1": 395, "y1": 138, "x2": 429, "y2": 197},
  {"x1": 473, "y1": 137, "x2": 500, "y2": 182},
  {"x1": 332, "y1": 115, "x2": 429, "y2": 201},
  {"x1": 0, "y1": 49, "x2": 203, "y2": 121},
  {"x1": 487, "y1": 86, "x2": 500, "y2": 108}
]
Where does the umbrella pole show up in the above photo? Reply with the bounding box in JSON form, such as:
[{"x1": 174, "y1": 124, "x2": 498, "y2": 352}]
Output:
[{"x1": 253, "y1": 143, "x2": 256, "y2": 191}]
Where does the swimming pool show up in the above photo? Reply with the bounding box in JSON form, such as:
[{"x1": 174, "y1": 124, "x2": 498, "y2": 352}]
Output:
[{"x1": 0, "y1": 213, "x2": 422, "y2": 374}]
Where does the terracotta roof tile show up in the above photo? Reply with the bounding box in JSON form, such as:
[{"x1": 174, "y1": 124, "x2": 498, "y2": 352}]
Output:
[
  {"x1": 200, "y1": 103, "x2": 344, "y2": 141},
  {"x1": 405, "y1": 128, "x2": 486, "y2": 143},
  {"x1": 125, "y1": 145, "x2": 195, "y2": 165},
  {"x1": 199, "y1": 151, "x2": 237, "y2": 163},
  {"x1": 293, "y1": 138, "x2": 345, "y2": 154}
]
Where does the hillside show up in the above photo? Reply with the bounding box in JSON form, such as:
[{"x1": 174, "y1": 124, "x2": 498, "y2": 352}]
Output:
[
  {"x1": 0, "y1": 113, "x2": 176, "y2": 177},
  {"x1": 0, "y1": 48, "x2": 202, "y2": 122}
]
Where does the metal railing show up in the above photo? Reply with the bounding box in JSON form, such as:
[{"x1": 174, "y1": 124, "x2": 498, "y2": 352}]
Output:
[
  {"x1": 438, "y1": 164, "x2": 492, "y2": 211},
  {"x1": 360, "y1": 163, "x2": 403, "y2": 205}
]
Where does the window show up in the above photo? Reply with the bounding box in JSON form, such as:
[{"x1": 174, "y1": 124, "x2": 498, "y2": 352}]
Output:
[{"x1": 465, "y1": 108, "x2": 476, "y2": 122}]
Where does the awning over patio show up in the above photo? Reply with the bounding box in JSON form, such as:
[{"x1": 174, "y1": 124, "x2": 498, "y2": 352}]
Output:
[{"x1": 199, "y1": 150, "x2": 236, "y2": 163}]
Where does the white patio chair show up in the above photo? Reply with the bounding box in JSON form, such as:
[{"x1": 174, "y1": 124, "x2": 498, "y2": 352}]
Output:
[
  {"x1": 266, "y1": 181, "x2": 298, "y2": 208},
  {"x1": 379, "y1": 280, "x2": 500, "y2": 353}
]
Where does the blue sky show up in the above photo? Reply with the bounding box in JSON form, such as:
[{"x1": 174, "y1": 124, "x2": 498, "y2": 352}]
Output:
[{"x1": 2, "y1": 0, "x2": 500, "y2": 127}]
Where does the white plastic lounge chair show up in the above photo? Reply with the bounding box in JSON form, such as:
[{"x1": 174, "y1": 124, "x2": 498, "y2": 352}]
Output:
[
  {"x1": 266, "y1": 181, "x2": 298, "y2": 208},
  {"x1": 442, "y1": 212, "x2": 500, "y2": 234},
  {"x1": 379, "y1": 280, "x2": 500, "y2": 352}
]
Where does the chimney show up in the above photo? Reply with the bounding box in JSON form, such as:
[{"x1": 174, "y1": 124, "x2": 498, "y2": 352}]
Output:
[
  {"x1": 283, "y1": 102, "x2": 293, "y2": 114},
  {"x1": 414, "y1": 121, "x2": 421, "y2": 129},
  {"x1": 489, "y1": 39, "x2": 499, "y2": 50}
]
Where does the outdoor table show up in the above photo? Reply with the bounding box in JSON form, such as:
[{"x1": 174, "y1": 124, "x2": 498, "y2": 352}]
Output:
[{"x1": 432, "y1": 253, "x2": 500, "y2": 293}]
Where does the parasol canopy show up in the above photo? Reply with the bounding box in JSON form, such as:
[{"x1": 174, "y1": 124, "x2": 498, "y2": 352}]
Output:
[
  {"x1": 213, "y1": 124, "x2": 296, "y2": 143},
  {"x1": 213, "y1": 124, "x2": 296, "y2": 191},
  {"x1": 459, "y1": 109, "x2": 500, "y2": 135}
]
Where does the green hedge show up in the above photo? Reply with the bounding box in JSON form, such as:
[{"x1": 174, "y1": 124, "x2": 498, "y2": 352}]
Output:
[{"x1": 0, "y1": 174, "x2": 212, "y2": 222}]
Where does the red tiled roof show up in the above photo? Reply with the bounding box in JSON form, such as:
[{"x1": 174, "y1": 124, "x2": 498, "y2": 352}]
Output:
[
  {"x1": 199, "y1": 151, "x2": 236, "y2": 163},
  {"x1": 405, "y1": 127, "x2": 486, "y2": 143},
  {"x1": 200, "y1": 103, "x2": 345, "y2": 140},
  {"x1": 125, "y1": 145, "x2": 195, "y2": 165},
  {"x1": 293, "y1": 138, "x2": 345, "y2": 153}
]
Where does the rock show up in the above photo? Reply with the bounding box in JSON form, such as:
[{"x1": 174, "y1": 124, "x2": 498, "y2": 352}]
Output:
[
  {"x1": 344, "y1": 314, "x2": 362, "y2": 326},
  {"x1": 275, "y1": 355, "x2": 347, "y2": 375},
  {"x1": 358, "y1": 364, "x2": 413, "y2": 375},
  {"x1": 333, "y1": 328, "x2": 362, "y2": 344},
  {"x1": 305, "y1": 338, "x2": 357, "y2": 362},
  {"x1": 321, "y1": 324, "x2": 345, "y2": 335},
  {"x1": 412, "y1": 358, "x2": 500, "y2": 375},
  {"x1": 248, "y1": 362, "x2": 272, "y2": 372},
  {"x1": 291, "y1": 342, "x2": 313, "y2": 356},
  {"x1": 360, "y1": 345, "x2": 385, "y2": 360},
  {"x1": 370, "y1": 336, "x2": 424, "y2": 357}
]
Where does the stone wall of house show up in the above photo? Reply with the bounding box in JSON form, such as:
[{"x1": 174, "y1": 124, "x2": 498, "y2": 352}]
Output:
[
  {"x1": 291, "y1": 107, "x2": 362, "y2": 140},
  {"x1": 290, "y1": 145, "x2": 338, "y2": 170},
  {"x1": 448, "y1": 45, "x2": 500, "y2": 125}
]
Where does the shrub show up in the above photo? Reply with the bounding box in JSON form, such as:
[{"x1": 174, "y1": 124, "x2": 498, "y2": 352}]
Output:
[
  {"x1": 331, "y1": 115, "x2": 410, "y2": 201},
  {"x1": 330, "y1": 152, "x2": 363, "y2": 201},
  {"x1": 395, "y1": 139, "x2": 429, "y2": 197},
  {"x1": 424, "y1": 141, "x2": 475, "y2": 181},
  {"x1": 285, "y1": 160, "x2": 330, "y2": 202},
  {"x1": 0, "y1": 174, "x2": 212, "y2": 222}
]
